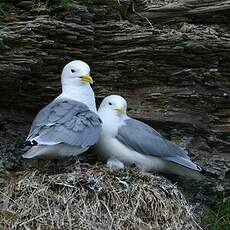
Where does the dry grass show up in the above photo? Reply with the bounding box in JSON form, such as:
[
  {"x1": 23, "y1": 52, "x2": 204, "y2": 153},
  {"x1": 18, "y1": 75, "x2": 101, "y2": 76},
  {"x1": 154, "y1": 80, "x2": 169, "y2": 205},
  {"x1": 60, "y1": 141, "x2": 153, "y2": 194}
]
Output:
[{"x1": 0, "y1": 161, "x2": 199, "y2": 229}]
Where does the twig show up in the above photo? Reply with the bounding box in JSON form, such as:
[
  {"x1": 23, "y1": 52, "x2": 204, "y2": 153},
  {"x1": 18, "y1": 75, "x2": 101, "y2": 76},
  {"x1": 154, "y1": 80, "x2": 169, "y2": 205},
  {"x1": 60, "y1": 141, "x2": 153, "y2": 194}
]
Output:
[{"x1": 19, "y1": 212, "x2": 49, "y2": 226}]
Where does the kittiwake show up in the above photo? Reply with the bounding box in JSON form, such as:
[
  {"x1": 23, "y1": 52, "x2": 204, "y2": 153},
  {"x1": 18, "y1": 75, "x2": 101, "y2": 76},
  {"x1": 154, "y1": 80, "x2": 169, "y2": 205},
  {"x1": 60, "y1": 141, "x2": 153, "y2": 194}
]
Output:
[
  {"x1": 23, "y1": 60, "x2": 102, "y2": 159},
  {"x1": 95, "y1": 95, "x2": 208, "y2": 180}
]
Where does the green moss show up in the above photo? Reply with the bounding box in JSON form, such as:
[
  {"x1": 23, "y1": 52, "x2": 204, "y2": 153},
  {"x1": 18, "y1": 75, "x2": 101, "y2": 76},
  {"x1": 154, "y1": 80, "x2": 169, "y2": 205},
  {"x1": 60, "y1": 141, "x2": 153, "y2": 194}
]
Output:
[
  {"x1": 57, "y1": 0, "x2": 74, "y2": 8},
  {"x1": 80, "y1": 0, "x2": 96, "y2": 5},
  {"x1": 59, "y1": 0, "x2": 73, "y2": 9},
  {"x1": 204, "y1": 199, "x2": 230, "y2": 230},
  {"x1": 0, "y1": 3, "x2": 6, "y2": 17},
  {"x1": 0, "y1": 3, "x2": 7, "y2": 26},
  {"x1": 79, "y1": 0, "x2": 106, "y2": 5}
]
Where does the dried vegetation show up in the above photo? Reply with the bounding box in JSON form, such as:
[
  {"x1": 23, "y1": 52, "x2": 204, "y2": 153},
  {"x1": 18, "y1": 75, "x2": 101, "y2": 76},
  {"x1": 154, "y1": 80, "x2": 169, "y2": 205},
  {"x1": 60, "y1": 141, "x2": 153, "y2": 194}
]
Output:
[{"x1": 0, "y1": 161, "x2": 199, "y2": 229}]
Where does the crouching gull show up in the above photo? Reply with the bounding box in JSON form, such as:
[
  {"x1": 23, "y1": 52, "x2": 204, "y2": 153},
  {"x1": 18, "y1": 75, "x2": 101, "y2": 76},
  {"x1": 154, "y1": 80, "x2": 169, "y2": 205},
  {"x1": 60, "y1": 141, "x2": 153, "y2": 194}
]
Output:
[
  {"x1": 23, "y1": 60, "x2": 102, "y2": 159},
  {"x1": 95, "y1": 95, "x2": 208, "y2": 180}
]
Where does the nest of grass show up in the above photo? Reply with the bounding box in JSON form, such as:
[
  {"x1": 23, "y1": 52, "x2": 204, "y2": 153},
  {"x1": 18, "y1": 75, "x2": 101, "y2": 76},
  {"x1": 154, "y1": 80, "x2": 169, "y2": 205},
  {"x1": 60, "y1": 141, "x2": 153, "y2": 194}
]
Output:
[{"x1": 0, "y1": 161, "x2": 199, "y2": 229}]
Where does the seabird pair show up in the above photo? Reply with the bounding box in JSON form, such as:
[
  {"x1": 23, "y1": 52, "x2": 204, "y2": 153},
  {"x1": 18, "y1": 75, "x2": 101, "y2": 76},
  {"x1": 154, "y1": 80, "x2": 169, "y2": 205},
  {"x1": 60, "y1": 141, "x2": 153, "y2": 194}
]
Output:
[{"x1": 23, "y1": 60, "x2": 206, "y2": 180}]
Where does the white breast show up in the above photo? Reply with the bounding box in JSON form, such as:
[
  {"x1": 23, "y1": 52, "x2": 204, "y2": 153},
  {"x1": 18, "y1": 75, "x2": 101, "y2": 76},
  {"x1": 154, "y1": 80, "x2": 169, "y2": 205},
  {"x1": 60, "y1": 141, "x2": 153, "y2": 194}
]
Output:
[
  {"x1": 96, "y1": 135, "x2": 166, "y2": 172},
  {"x1": 23, "y1": 144, "x2": 89, "y2": 159}
]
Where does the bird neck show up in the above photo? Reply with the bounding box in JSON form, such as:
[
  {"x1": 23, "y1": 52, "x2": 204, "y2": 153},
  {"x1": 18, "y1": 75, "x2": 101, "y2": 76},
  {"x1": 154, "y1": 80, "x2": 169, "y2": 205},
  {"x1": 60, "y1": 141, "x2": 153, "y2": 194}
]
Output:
[
  {"x1": 99, "y1": 110, "x2": 127, "y2": 127},
  {"x1": 59, "y1": 83, "x2": 97, "y2": 112},
  {"x1": 98, "y1": 111, "x2": 128, "y2": 137}
]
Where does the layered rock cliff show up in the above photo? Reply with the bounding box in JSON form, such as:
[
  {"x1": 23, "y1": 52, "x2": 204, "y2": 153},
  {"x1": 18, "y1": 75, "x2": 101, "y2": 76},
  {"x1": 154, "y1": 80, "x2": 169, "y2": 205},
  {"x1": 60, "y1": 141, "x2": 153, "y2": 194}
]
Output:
[{"x1": 0, "y1": 0, "x2": 229, "y2": 211}]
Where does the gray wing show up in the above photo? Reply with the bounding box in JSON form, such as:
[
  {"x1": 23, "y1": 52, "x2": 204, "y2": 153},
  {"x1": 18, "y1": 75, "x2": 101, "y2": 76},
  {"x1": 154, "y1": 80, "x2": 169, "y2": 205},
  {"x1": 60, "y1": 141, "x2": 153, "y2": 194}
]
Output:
[
  {"x1": 116, "y1": 118, "x2": 201, "y2": 171},
  {"x1": 27, "y1": 98, "x2": 102, "y2": 147}
]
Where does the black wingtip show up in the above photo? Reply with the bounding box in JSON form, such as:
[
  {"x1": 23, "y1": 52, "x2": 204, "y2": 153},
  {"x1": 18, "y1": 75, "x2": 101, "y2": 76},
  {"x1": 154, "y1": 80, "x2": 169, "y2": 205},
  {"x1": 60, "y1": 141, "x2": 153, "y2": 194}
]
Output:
[
  {"x1": 200, "y1": 168, "x2": 219, "y2": 179},
  {"x1": 23, "y1": 140, "x2": 38, "y2": 148}
]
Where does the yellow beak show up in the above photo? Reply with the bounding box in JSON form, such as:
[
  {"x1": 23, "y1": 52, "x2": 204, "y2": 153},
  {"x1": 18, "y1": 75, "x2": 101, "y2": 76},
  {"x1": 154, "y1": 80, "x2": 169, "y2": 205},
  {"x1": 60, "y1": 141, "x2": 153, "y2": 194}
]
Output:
[
  {"x1": 115, "y1": 107, "x2": 126, "y2": 114},
  {"x1": 80, "y1": 74, "x2": 94, "y2": 84}
]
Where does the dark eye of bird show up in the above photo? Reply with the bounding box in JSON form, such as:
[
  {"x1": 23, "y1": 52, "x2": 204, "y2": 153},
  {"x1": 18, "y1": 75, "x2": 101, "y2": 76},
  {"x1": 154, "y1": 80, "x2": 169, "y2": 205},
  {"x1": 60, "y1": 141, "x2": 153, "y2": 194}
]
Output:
[
  {"x1": 109, "y1": 102, "x2": 112, "y2": 105},
  {"x1": 71, "y1": 69, "x2": 75, "y2": 73}
]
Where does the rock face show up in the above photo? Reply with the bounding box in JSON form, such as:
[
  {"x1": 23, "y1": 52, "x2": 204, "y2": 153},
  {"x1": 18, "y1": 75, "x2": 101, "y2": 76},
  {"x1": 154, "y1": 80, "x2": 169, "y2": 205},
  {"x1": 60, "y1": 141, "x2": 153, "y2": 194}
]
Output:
[{"x1": 0, "y1": 0, "x2": 229, "y2": 199}]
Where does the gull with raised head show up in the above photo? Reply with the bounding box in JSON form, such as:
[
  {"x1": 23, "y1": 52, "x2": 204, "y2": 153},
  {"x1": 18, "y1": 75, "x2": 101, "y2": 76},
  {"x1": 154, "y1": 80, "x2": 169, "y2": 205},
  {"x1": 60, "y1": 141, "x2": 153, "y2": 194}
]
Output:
[{"x1": 23, "y1": 60, "x2": 102, "y2": 159}]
